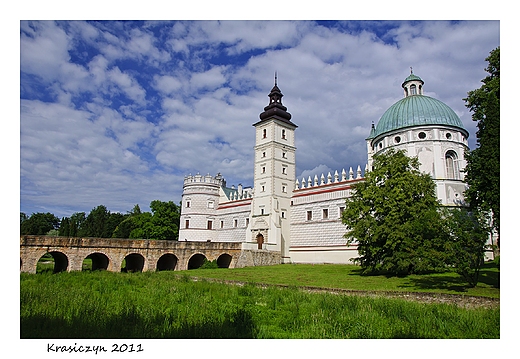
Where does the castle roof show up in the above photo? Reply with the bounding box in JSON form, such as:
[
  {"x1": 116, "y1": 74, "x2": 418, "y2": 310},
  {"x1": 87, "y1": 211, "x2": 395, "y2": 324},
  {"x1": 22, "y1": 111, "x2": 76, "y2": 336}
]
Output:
[
  {"x1": 368, "y1": 72, "x2": 468, "y2": 139},
  {"x1": 255, "y1": 73, "x2": 297, "y2": 128}
]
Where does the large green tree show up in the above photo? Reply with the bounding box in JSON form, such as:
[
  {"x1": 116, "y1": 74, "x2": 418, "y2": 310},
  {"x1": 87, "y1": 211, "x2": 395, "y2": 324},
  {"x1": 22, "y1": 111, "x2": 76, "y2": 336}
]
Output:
[
  {"x1": 20, "y1": 212, "x2": 60, "y2": 235},
  {"x1": 443, "y1": 207, "x2": 489, "y2": 287},
  {"x1": 342, "y1": 149, "x2": 446, "y2": 275},
  {"x1": 112, "y1": 201, "x2": 181, "y2": 240},
  {"x1": 463, "y1": 47, "x2": 500, "y2": 249},
  {"x1": 82, "y1": 205, "x2": 125, "y2": 238}
]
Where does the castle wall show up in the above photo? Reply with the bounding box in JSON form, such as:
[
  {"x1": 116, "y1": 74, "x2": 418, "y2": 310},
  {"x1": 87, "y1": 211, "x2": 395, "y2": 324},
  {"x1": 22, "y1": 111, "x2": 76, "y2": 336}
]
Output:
[
  {"x1": 288, "y1": 179, "x2": 361, "y2": 263},
  {"x1": 215, "y1": 200, "x2": 252, "y2": 243}
]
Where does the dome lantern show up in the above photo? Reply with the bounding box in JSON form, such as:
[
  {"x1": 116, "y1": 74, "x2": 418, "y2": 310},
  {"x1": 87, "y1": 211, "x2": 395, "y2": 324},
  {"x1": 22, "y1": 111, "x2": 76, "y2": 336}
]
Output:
[{"x1": 402, "y1": 67, "x2": 424, "y2": 97}]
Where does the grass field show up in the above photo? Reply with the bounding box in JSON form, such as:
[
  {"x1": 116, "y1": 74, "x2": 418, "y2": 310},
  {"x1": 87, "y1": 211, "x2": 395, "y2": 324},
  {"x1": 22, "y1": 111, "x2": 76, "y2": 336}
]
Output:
[
  {"x1": 20, "y1": 263, "x2": 499, "y2": 339},
  {"x1": 182, "y1": 262, "x2": 500, "y2": 298}
]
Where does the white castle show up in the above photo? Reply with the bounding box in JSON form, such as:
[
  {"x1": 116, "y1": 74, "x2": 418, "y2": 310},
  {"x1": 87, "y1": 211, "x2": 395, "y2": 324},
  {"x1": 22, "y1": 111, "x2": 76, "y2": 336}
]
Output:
[{"x1": 178, "y1": 72, "x2": 470, "y2": 264}]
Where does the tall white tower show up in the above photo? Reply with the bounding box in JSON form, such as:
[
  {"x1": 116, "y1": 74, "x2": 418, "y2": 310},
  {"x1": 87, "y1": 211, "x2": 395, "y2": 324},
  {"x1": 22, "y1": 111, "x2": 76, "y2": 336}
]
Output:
[{"x1": 249, "y1": 75, "x2": 297, "y2": 262}]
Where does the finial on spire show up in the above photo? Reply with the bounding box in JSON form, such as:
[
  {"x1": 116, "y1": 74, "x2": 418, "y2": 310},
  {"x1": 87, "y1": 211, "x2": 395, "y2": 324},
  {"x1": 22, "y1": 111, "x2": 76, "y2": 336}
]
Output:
[
  {"x1": 410, "y1": 66, "x2": 413, "y2": 74},
  {"x1": 274, "y1": 71, "x2": 278, "y2": 86}
]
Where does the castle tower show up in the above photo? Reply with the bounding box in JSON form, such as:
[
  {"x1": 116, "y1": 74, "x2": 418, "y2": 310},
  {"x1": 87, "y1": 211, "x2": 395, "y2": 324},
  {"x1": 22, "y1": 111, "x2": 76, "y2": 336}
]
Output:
[
  {"x1": 178, "y1": 173, "x2": 224, "y2": 242},
  {"x1": 249, "y1": 75, "x2": 297, "y2": 262},
  {"x1": 366, "y1": 70, "x2": 469, "y2": 205}
]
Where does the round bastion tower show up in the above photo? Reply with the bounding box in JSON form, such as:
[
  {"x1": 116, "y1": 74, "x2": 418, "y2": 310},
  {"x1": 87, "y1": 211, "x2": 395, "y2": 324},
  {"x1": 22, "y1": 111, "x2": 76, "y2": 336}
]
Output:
[{"x1": 178, "y1": 173, "x2": 224, "y2": 242}]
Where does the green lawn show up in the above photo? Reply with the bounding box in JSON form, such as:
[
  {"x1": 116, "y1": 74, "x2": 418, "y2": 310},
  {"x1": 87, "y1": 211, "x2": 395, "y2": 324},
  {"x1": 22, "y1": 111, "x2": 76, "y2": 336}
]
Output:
[
  {"x1": 20, "y1": 270, "x2": 499, "y2": 339},
  {"x1": 182, "y1": 262, "x2": 500, "y2": 298}
]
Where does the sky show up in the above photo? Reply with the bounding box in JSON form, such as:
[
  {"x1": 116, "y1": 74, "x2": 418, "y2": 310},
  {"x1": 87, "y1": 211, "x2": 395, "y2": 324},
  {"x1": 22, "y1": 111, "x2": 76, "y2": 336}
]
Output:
[{"x1": 19, "y1": 19, "x2": 500, "y2": 218}]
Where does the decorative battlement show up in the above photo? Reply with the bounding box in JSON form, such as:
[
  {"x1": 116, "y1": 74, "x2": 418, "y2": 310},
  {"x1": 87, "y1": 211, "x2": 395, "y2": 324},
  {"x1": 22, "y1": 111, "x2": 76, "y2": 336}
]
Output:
[
  {"x1": 184, "y1": 172, "x2": 225, "y2": 186},
  {"x1": 294, "y1": 164, "x2": 368, "y2": 191}
]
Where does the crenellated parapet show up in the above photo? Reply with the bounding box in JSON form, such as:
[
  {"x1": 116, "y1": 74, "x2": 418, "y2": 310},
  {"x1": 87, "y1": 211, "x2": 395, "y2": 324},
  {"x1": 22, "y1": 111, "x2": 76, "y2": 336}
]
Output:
[
  {"x1": 294, "y1": 164, "x2": 368, "y2": 190},
  {"x1": 184, "y1": 172, "x2": 225, "y2": 186}
]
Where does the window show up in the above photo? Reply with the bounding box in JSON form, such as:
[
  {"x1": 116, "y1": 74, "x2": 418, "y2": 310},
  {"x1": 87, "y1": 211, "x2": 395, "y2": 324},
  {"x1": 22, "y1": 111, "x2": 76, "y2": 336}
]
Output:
[
  {"x1": 394, "y1": 136, "x2": 401, "y2": 144},
  {"x1": 220, "y1": 220, "x2": 224, "y2": 229},
  {"x1": 307, "y1": 210, "x2": 313, "y2": 221},
  {"x1": 281, "y1": 211, "x2": 286, "y2": 219},
  {"x1": 410, "y1": 84, "x2": 417, "y2": 95},
  {"x1": 234, "y1": 219, "x2": 238, "y2": 227},
  {"x1": 282, "y1": 151, "x2": 287, "y2": 158},
  {"x1": 418, "y1": 132, "x2": 426, "y2": 139},
  {"x1": 445, "y1": 150, "x2": 459, "y2": 179},
  {"x1": 207, "y1": 220, "x2": 213, "y2": 230},
  {"x1": 446, "y1": 132, "x2": 452, "y2": 140},
  {"x1": 323, "y1": 208, "x2": 329, "y2": 219},
  {"x1": 208, "y1": 201, "x2": 214, "y2": 209},
  {"x1": 186, "y1": 200, "x2": 191, "y2": 208},
  {"x1": 282, "y1": 166, "x2": 287, "y2": 175},
  {"x1": 262, "y1": 166, "x2": 266, "y2": 174},
  {"x1": 246, "y1": 218, "x2": 249, "y2": 227},
  {"x1": 282, "y1": 185, "x2": 287, "y2": 193},
  {"x1": 261, "y1": 208, "x2": 265, "y2": 215},
  {"x1": 339, "y1": 207, "x2": 345, "y2": 218},
  {"x1": 262, "y1": 151, "x2": 266, "y2": 157},
  {"x1": 261, "y1": 185, "x2": 265, "y2": 192},
  {"x1": 185, "y1": 220, "x2": 189, "y2": 229},
  {"x1": 281, "y1": 129, "x2": 286, "y2": 139},
  {"x1": 263, "y1": 129, "x2": 267, "y2": 138}
]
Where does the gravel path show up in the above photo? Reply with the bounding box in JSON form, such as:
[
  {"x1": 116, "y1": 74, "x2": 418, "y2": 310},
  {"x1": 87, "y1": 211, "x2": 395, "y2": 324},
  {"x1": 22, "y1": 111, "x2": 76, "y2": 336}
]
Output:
[{"x1": 190, "y1": 277, "x2": 500, "y2": 309}]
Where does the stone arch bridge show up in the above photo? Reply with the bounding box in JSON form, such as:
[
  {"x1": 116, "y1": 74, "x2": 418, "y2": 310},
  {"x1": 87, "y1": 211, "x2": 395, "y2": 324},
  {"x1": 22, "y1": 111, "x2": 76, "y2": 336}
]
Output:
[{"x1": 20, "y1": 236, "x2": 280, "y2": 274}]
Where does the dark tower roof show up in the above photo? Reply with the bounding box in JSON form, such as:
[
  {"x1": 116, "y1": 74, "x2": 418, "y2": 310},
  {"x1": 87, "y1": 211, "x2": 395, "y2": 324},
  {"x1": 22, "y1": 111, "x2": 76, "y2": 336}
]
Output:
[{"x1": 256, "y1": 74, "x2": 297, "y2": 127}]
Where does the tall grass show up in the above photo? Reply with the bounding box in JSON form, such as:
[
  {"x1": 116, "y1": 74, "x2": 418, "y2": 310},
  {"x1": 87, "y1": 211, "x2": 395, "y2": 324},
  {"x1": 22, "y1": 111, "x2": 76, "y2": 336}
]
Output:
[{"x1": 20, "y1": 271, "x2": 499, "y2": 339}]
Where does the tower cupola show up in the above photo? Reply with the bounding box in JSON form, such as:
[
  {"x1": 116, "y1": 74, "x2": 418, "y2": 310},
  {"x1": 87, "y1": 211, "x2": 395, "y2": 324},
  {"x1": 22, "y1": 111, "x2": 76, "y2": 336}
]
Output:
[
  {"x1": 259, "y1": 73, "x2": 294, "y2": 124},
  {"x1": 402, "y1": 67, "x2": 424, "y2": 97}
]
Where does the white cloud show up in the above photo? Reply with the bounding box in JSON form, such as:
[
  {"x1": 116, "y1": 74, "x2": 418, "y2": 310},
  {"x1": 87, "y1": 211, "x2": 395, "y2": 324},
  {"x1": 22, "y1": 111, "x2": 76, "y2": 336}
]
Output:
[
  {"x1": 19, "y1": 20, "x2": 500, "y2": 218},
  {"x1": 190, "y1": 66, "x2": 228, "y2": 91}
]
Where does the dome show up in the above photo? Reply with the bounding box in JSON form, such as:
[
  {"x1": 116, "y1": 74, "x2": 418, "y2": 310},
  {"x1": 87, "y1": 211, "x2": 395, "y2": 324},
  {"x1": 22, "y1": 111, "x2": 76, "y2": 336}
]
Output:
[{"x1": 370, "y1": 71, "x2": 468, "y2": 139}]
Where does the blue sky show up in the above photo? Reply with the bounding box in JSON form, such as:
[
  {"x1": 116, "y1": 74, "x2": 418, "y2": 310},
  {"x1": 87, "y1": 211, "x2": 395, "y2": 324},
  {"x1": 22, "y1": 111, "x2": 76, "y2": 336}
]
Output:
[{"x1": 19, "y1": 19, "x2": 500, "y2": 218}]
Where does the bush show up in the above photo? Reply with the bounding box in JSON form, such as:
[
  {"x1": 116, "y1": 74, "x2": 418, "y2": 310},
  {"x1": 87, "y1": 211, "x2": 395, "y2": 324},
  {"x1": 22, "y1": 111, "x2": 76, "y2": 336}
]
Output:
[{"x1": 200, "y1": 259, "x2": 218, "y2": 269}]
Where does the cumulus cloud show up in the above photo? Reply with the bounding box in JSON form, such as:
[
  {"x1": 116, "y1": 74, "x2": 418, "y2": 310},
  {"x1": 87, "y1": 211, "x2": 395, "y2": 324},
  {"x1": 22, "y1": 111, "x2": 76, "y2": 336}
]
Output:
[{"x1": 20, "y1": 20, "x2": 500, "y2": 218}]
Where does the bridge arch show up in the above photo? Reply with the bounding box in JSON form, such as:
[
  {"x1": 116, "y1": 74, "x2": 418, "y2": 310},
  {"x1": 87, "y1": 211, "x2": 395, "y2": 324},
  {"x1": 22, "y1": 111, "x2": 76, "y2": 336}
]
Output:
[
  {"x1": 156, "y1": 253, "x2": 178, "y2": 271},
  {"x1": 217, "y1": 253, "x2": 232, "y2": 268},
  {"x1": 122, "y1": 253, "x2": 145, "y2": 272},
  {"x1": 39, "y1": 251, "x2": 69, "y2": 273},
  {"x1": 188, "y1": 253, "x2": 207, "y2": 269},
  {"x1": 83, "y1": 252, "x2": 110, "y2": 271}
]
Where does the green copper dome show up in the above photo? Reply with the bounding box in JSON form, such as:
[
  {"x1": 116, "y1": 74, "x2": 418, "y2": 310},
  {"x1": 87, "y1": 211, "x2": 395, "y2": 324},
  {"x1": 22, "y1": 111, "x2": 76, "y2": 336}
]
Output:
[
  {"x1": 372, "y1": 95, "x2": 467, "y2": 138},
  {"x1": 369, "y1": 72, "x2": 468, "y2": 139}
]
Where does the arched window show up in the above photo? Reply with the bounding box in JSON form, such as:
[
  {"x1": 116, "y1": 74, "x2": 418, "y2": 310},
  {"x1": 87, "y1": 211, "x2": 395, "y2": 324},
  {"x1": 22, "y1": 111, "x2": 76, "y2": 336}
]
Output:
[
  {"x1": 410, "y1": 84, "x2": 417, "y2": 95},
  {"x1": 445, "y1": 150, "x2": 459, "y2": 179}
]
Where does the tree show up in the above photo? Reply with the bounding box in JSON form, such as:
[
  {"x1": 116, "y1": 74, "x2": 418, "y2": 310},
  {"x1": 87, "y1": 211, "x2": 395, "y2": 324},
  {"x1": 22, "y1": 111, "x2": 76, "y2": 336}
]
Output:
[
  {"x1": 463, "y1": 47, "x2": 500, "y2": 251},
  {"x1": 83, "y1": 205, "x2": 125, "y2": 238},
  {"x1": 112, "y1": 204, "x2": 141, "y2": 238},
  {"x1": 443, "y1": 207, "x2": 489, "y2": 287},
  {"x1": 58, "y1": 212, "x2": 87, "y2": 237},
  {"x1": 20, "y1": 212, "x2": 60, "y2": 235},
  {"x1": 342, "y1": 149, "x2": 446, "y2": 275},
  {"x1": 148, "y1": 200, "x2": 181, "y2": 240},
  {"x1": 111, "y1": 201, "x2": 181, "y2": 240}
]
